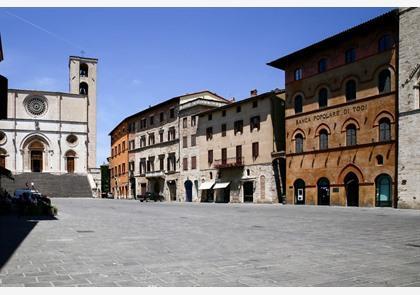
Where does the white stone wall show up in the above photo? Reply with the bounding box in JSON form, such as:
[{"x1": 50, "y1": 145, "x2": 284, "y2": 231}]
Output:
[
  {"x1": 0, "y1": 89, "x2": 89, "y2": 174},
  {"x1": 398, "y1": 8, "x2": 420, "y2": 209}
]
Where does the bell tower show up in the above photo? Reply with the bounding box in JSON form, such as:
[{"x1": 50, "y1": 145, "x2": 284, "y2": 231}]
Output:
[{"x1": 69, "y1": 56, "x2": 98, "y2": 170}]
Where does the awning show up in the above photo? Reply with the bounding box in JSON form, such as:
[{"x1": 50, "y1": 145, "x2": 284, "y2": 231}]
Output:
[
  {"x1": 199, "y1": 181, "x2": 215, "y2": 190},
  {"x1": 213, "y1": 182, "x2": 231, "y2": 189}
]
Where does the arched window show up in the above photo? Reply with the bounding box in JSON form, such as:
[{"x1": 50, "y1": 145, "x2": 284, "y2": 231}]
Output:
[
  {"x1": 318, "y1": 58, "x2": 327, "y2": 73},
  {"x1": 345, "y1": 80, "x2": 357, "y2": 101},
  {"x1": 378, "y1": 35, "x2": 394, "y2": 52},
  {"x1": 378, "y1": 69, "x2": 391, "y2": 94},
  {"x1": 319, "y1": 129, "x2": 328, "y2": 150},
  {"x1": 318, "y1": 88, "x2": 328, "y2": 108},
  {"x1": 294, "y1": 95, "x2": 303, "y2": 114},
  {"x1": 379, "y1": 118, "x2": 391, "y2": 141},
  {"x1": 80, "y1": 63, "x2": 89, "y2": 77},
  {"x1": 294, "y1": 68, "x2": 302, "y2": 81},
  {"x1": 79, "y1": 82, "x2": 89, "y2": 95},
  {"x1": 295, "y1": 134, "x2": 304, "y2": 153},
  {"x1": 345, "y1": 48, "x2": 356, "y2": 64},
  {"x1": 346, "y1": 124, "x2": 357, "y2": 146}
]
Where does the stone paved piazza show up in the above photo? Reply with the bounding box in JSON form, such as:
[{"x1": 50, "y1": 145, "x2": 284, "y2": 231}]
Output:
[{"x1": 1, "y1": 198, "x2": 420, "y2": 287}]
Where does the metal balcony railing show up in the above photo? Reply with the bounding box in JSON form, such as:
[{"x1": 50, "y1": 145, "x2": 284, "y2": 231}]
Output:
[{"x1": 214, "y1": 157, "x2": 244, "y2": 169}]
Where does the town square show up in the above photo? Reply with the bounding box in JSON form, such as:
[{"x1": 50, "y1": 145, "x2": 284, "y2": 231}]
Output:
[{"x1": 1, "y1": 3, "x2": 420, "y2": 289}]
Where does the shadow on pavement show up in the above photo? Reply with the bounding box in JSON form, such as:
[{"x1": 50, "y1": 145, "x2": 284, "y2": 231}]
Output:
[{"x1": 0, "y1": 215, "x2": 56, "y2": 270}]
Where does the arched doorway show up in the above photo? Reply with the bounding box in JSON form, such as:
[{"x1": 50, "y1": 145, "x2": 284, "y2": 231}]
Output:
[
  {"x1": 185, "y1": 180, "x2": 193, "y2": 202},
  {"x1": 344, "y1": 172, "x2": 359, "y2": 207},
  {"x1": 29, "y1": 141, "x2": 44, "y2": 172},
  {"x1": 317, "y1": 178, "x2": 330, "y2": 205},
  {"x1": 376, "y1": 174, "x2": 392, "y2": 207},
  {"x1": 294, "y1": 179, "x2": 305, "y2": 205},
  {"x1": 65, "y1": 150, "x2": 76, "y2": 173}
]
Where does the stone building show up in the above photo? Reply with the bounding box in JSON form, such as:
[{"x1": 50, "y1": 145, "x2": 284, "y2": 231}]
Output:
[
  {"x1": 197, "y1": 89, "x2": 286, "y2": 203},
  {"x1": 0, "y1": 56, "x2": 98, "y2": 175},
  {"x1": 268, "y1": 10, "x2": 398, "y2": 207},
  {"x1": 177, "y1": 92, "x2": 229, "y2": 202},
  {"x1": 398, "y1": 7, "x2": 420, "y2": 209},
  {"x1": 118, "y1": 90, "x2": 228, "y2": 201},
  {"x1": 108, "y1": 120, "x2": 129, "y2": 198}
]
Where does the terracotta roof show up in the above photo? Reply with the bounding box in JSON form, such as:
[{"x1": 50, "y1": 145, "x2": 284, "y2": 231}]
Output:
[
  {"x1": 108, "y1": 90, "x2": 226, "y2": 135},
  {"x1": 198, "y1": 88, "x2": 285, "y2": 117},
  {"x1": 267, "y1": 9, "x2": 398, "y2": 70}
]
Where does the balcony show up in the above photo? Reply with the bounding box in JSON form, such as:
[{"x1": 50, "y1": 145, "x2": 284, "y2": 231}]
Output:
[
  {"x1": 214, "y1": 157, "x2": 244, "y2": 169},
  {"x1": 145, "y1": 170, "x2": 165, "y2": 178}
]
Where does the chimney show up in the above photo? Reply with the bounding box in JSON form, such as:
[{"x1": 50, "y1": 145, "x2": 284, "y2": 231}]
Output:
[{"x1": 250, "y1": 89, "x2": 258, "y2": 97}]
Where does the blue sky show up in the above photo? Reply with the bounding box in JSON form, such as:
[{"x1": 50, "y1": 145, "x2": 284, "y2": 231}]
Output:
[{"x1": 0, "y1": 7, "x2": 392, "y2": 166}]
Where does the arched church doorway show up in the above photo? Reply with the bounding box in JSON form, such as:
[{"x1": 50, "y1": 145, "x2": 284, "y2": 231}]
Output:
[
  {"x1": 317, "y1": 178, "x2": 330, "y2": 205},
  {"x1": 65, "y1": 150, "x2": 76, "y2": 173},
  {"x1": 185, "y1": 180, "x2": 193, "y2": 202},
  {"x1": 29, "y1": 141, "x2": 44, "y2": 172},
  {"x1": 344, "y1": 172, "x2": 359, "y2": 207}
]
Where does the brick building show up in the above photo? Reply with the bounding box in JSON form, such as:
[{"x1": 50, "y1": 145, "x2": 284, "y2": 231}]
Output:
[
  {"x1": 109, "y1": 120, "x2": 129, "y2": 198},
  {"x1": 268, "y1": 10, "x2": 399, "y2": 207}
]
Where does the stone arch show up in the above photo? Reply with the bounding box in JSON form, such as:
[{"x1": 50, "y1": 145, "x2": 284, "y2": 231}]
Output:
[
  {"x1": 337, "y1": 163, "x2": 365, "y2": 184},
  {"x1": 20, "y1": 133, "x2": 51, "y2": 173},
  {"x1": 341, "y1": 118, "x2": 361, "y2": 133},
  {"x1": 315, "y1": 123, "x2": 332, "y2": 137},
  {"x1": 339, "y1": 74, "x2": 361, "y2": 90},
  {"x1": 372, "y1": 64, "x2": 396, "y2": 93},
  {"x1": 373, "y1": 110, "x2": 395, "y2": 127},
  {"x1": 291, "y1": 128, "x2": 306, "y2": 140}
]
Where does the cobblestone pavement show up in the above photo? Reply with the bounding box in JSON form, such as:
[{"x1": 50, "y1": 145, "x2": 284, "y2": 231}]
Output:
[{"x1": 1, "y1": 198, "x2": 420, "y2": 287}]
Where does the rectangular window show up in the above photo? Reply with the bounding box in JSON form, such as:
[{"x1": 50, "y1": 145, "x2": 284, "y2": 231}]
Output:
[
  {"x1": 234, "y1": 120, "x2": 243, "y2": 135},
  {"x1": 159, "y1": 130, "x2": 164, "y2": 143},
  {"x1": 191, "y1": 134, "x2": 196, "y2": 146},
  {"x1": 150, "y1": 116, "x2": 154, "y2": 126},
  {"x1": 236, "y1": 106, "x2": 241, "y2": 113},
  {"x1": 206, "y1": 127, "x2": 213, "y2": 140},
  {"x1": 140, "y1": 136, "x2": 146, "y2": 147},
  {"x1": 221, "y1": 148, "x2": 227, "y2": 165},
  {"x1": 221, "y1": 124, "x2": 226, "y2": 137},
  {"x1": 191, "y1": 115, "x2": 196, "y2": 126},
  {"x1": 208, "y1": 150, "x2": 213, "y2": 164},
  {"x1": 183, "y1": 157, "x2": 188, "y2": 171},
  {"x1": 236, "y1": 145, "x2": 242, "y2": 164},
  {"x1": 170, "y1": 108, "x2": 175, "y2": 118},
  {"x1": 122, "y1": 141, "x2": 126, "y2": 151},
  {"x1": 183, "y1": 117, "x2": 188, "y2": 128},
  {"x1": 129, "y1": 161, "x2": 134, "y2": 172},
  {"x1": 141, "y1": 118, "x2": 147, "y2": 129},
  {"x1": 168, "y1": 127, "x2": 176, "y2": 141},
  {"x1": 159, "y1": 155, "x2": 165, "y2": 171},
  {"x1": 252, "y1": 142, "x2": 259, "y2": 159},
  {"x1": 294, "y1": 68, "x2": 303, "y2": 81},
  {"x1": 160, "y1": 112, "x2": 164, "y2": 122},
  {"x1": 345, "y1": 48, "x2": 356, "y2": 64},
  {"x1": 183, "y1": 136, "x2": 188, "y2": 148},
  {"x1": 252, "y1": 100, "x2": 258, "y2": 108},
  {"x1": 191, "y1": 156, "x2": 197, "y2": 170},
  {"x1": 250, "y1": 116, "x2": 260, "y2": 131},
  {"x1": 208, "y1": 114, "x2": 212, "y2": 121},
  {"x1": 148, "y1": 133, "x2": 155, "y2": 145},
  {"x1": 222, "y1": 110, "x2": 226, "y2": 117}
]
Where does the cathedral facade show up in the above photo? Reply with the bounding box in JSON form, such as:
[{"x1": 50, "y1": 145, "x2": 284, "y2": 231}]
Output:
[{"x1": 0, "y1": 56, "x2": 97, "y2": 175}]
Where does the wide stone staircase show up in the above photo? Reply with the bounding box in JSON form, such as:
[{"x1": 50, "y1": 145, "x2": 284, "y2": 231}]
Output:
[{"x1": 1, "y1": 173, "x2": 93, "y2": 198}]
